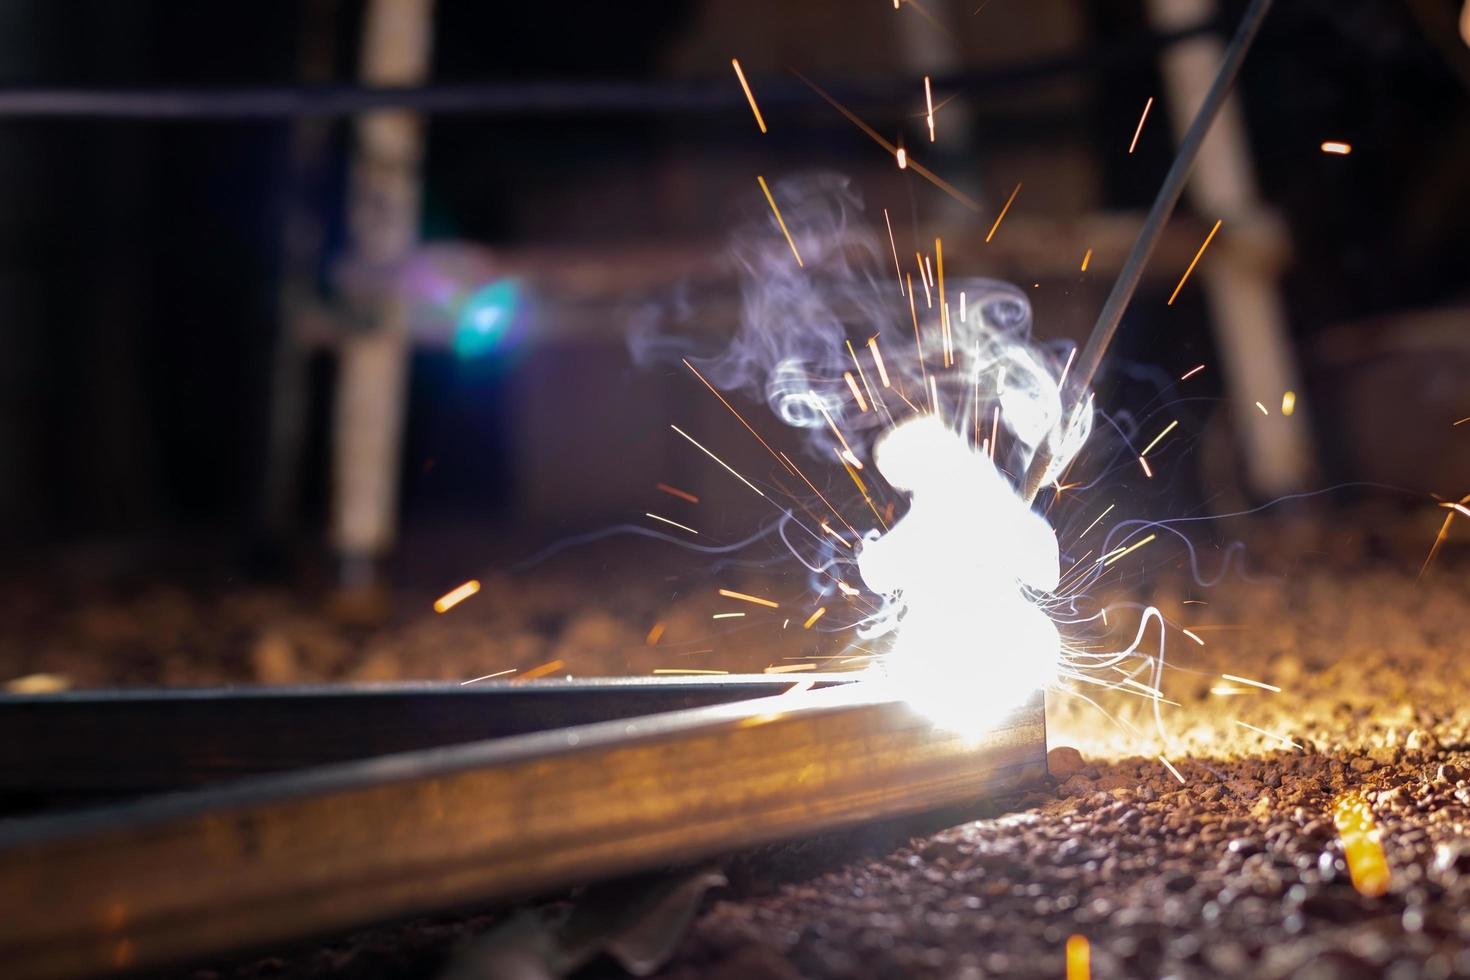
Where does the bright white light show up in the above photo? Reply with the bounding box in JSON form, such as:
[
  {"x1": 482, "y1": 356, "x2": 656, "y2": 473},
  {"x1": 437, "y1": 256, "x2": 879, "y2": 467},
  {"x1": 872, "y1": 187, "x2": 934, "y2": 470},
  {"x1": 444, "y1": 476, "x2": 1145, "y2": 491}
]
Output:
[{"x1": 857, "y1": 415, "x2": 1061, "y2": 734}]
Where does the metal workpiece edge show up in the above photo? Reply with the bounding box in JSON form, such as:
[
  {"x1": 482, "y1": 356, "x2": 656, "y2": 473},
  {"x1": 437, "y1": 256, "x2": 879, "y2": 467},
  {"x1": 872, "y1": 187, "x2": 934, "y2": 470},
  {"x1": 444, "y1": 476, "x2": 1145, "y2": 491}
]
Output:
[{"x1": 0, "y1": 685, "x2": 1046, "y2": 979}]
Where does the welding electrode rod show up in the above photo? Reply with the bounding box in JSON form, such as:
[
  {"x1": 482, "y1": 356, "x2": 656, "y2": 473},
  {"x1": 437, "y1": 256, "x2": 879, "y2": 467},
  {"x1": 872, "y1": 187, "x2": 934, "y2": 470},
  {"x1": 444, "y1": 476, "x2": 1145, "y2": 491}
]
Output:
[{"x1": 1020, "y1": 0, "x2": 1275, "y2": 504}]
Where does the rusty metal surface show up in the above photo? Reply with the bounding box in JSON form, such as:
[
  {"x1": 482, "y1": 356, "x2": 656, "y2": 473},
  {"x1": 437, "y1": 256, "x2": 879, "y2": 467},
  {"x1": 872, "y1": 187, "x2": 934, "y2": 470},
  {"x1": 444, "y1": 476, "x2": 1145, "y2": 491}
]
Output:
[
  {"x1": 0, "y1": 684, "x2": 1045, "y2": 979},
  {"x1": 0, "y1": 677, "x2": 853, "y2": 802}
]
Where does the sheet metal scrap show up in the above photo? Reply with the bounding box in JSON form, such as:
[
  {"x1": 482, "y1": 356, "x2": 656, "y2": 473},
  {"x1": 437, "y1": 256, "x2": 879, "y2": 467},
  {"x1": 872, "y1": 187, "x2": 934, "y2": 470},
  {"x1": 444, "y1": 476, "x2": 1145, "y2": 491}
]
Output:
[{"x1": 0, "y1": 681, "x2": 1045, "y2": 979}]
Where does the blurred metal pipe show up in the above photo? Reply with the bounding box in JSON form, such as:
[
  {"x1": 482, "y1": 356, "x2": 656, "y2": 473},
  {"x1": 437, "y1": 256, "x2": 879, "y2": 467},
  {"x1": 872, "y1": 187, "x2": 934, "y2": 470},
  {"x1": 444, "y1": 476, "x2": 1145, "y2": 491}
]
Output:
[
  {"x1": 0, "y1": 21, "x2": 1224, "y2": 120},
  {"x1": 0, "y1": 685, "x2": 1045, "y2": 979}
]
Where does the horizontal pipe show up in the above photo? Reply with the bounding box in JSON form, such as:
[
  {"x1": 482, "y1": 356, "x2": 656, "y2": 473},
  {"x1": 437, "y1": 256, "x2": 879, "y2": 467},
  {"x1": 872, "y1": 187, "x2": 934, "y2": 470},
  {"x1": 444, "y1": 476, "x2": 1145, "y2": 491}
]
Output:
[
  {"x1": 0, "y1": 684, "x2": 1045, "y2": 979},
  {"x1": 0, "y1": 21, "x2": 1221, "y2": 120}
]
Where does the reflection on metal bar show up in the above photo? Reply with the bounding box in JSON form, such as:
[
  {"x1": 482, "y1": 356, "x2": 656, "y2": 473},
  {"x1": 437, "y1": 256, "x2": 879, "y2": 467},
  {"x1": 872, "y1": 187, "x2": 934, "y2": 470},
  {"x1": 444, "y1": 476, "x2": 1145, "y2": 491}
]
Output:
[
  {"x1": 0, "y1": 677, "x2": 853, "y2": 800},
  {"x1": 0, "y1": 685, "x2": 1045, "y2": 979}
]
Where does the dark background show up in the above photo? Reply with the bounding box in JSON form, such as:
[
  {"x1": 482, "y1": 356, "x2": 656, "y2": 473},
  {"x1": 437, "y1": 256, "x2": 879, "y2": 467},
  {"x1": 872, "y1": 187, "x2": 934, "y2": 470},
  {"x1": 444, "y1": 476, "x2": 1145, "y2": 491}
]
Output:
[{"x1": 0, "y1": 0, "x2": 1465, "y2": 565}]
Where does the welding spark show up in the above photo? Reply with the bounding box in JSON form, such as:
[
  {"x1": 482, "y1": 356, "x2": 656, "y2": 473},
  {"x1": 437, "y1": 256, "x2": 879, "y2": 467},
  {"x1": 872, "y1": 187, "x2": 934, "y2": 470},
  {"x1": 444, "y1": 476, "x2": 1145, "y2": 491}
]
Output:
[
  {"x1": 671, "y1": 424, "x2": 766, "y2": 497},
  {"x1": 868, "y1": 336, "x2": 892, "y2": 387},
  {"x1": 1158, "y1": 754, "x2": 1186, "y2": 784},
  {"x1": 792, "y1": 70, "x2": 980, "y2": 210},
  {"x1": 883, "y1": 209, "x2": 904, "y2": 295},
  {"x1": 646, "y1": 512, "x2": 698, "y2": 535},
  {"x1": 1335, "y1": 793, "x2": 1391, "y2": 897},
  {"x1": 1220, "y1": 672, "x2": 1280, "y2": 692},
  {"x1": 519, "y1": 659, "x2": 566, "y2": 681},
  {"x1": 718, "y1": 588, "x2": 780, "y2": 608},
  {"x1": 1100, "y1": 533, "x2": 1156, "y2": 566},
  {"x1": 985, "y1": 182, "x2": 1022, "y2": 243},
  {"x1": 1080, "y1": 248, "x2": 1092, "y2": 272},
  {"x1": 1234, "y1": 719, "x2": 1302, "y2": 749},
  {"x1": 924, "y1": 75, "x2": 936, "y2": 142},
  {"x1": 656, "y1": 482, "x2": 699, "y2": 504},
  {"x1": 433, "y1": 579, "x2": 481, "y2": 613},
  {"x1": 730, "y1": 59, "x2": 767, "y2": 133},
  {"x1": 1320, "y1": 140, "x2": 1352, "y2": 155},
  {"x1": 1168, "y1": 219, "x2": 1222, "y2": 305},
  {"x1": 756, "y1": 175, "x2": 803, "y2": 267},
  {"x1": 1128, "y1": 96, "x2": 1155, "y2": 154},
  {"x1": 765, "y1": 663, "x2": 816, "y2": 673},
  {"x1": 653, "y1": 668, "x2": 730, "y2": 675},
  {"x1": 645, "y1": 622, "x2": 666, "y2": 645},
  {"x1": 1255, "y1": 401, "x2": 1270, "y2": 416},
  {"x1": 460, "y1": 668, "x2": 516, "y2": 685},
  {"x1": 681, "y1": 359, "x2": 794, "y2": 477},
  {"x1": 1281, "y1": 390, "x2": 1297, "y2": 416},
  {"x1": 1065, "y1": 935, "x2": 1091, "y2": 980},
  {"x1": 1180, "y1": 363, "x2": 1206, "y2": 381},
  {"x1": 711, "y1": 612, "x2": 745, "y2": 619},
  {"x1": 1077, "y1": 504, "x2": 1114, "y2": 539},
  {"x1": 844, "y1": 372, "x2": 870, "y2": 412},
  {"x1": 1181, "y1": 628, "x2": 1204, "y2": 645},
  {"x1": 803, "y1": 606, "x2": 827, "y2": 629}
]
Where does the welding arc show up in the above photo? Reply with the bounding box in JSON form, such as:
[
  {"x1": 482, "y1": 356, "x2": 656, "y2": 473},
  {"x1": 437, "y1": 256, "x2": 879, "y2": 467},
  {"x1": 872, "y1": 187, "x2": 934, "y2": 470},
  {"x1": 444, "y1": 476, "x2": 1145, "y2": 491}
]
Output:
[{"x1": 1020, "y1": 0, "x2": 1275, "y2": 504}]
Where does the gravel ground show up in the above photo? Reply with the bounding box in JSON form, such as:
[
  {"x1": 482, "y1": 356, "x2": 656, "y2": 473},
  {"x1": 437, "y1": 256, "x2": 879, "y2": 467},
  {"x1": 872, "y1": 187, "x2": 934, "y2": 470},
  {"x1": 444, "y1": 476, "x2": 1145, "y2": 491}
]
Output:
[{"x1": 655, "y1": 564, "x2": 1470, "y2": 979}]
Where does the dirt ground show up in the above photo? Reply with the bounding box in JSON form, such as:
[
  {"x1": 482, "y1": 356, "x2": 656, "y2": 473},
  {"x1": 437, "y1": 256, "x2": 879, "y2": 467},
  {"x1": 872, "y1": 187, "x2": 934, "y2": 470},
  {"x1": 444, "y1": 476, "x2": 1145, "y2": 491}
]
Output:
[{"x1": 7, "y1": 517, "x2": 1470, "y2": 978}]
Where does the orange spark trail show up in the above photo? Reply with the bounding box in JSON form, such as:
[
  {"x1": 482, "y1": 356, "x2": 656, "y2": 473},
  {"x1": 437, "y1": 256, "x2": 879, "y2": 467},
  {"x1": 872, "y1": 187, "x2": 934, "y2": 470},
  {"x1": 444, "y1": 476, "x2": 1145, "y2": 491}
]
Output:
[
  {"x1": 781, "y1": 450, "x2": 860, "y2": 539},
  {"x1": 1065, "y1": 935, "x2": 1090, "y2": 980},
  {"x1": 1128, "y1": 96, "x2": 1155, "y2": 154},
  {"x1": 1281, "y1": 390, "x2": 1297, "y2": 415},
  {"x1": 814, "y1": 398, "x2": 858, "y2": 461},
  {"x1": 883, "y1": 208, "x2": 904, "y2": 295},
  {"x1": 718, "y1": 588, "x2": 780, "y2": 609},
  {"x1": 803, "y1": 606, "x2": 827, "y2": 629},
  {"x1": 671, "y1": 424, "x2": 765, "y2": 497},
  {"x1": 433, "y1": 579, "x2": 480, "y2": 613},
  {"x1": 656, "y1": 482, "x2": 699, "y2": 504},
  {"x1": 1080, "y1": 248, "x2": 1092, "y2": 271},
  {"x1": 519, "y1": 659, "x2": 566, "y2": 681},
  {"x1": 936, "y1": 237, "x2": 951, "y2": 366},
  {"x1": 654, "y1": 668, "x2": 729, "y2": 675},
  {"x1": 836, "y1": 448, "x2": 888, "y2": 528},
  {"x1": 682, "y1": 359, "x2": 795, "y2": 476},
  {"x1": 645, "y1": 622, "x2": 665, "y2": 645},
  {"x1": 868, "y1": 336, "x2": 891, "y2": 387},
  {"x1": 985, "y1": 182, "x2": 1022, "y2": 243},
  {"x1": 907, "y1": 274, "x2": 930, "y2": 405},
  {"x1": 730, "y1": 59, "x2": 767, "y2": 133},
  {"x1": 765, "y1": 663, "x2": 817, "y2": 673},
  {"x1": 1168, "y1": 218, "x2": 1222, "y2": 305},
  {"x1": 843, "y1": 372, "x2": 869, "y2": 412},
  {"x1": 792, "y1": 70, "x2": 981, "y2": 210},
  {"x1": 757, "y1": 175, "x2": 803, "y2": 267},
  {"x1": 1320, "y1": 140, "x2": 1352, "y2": 155}
]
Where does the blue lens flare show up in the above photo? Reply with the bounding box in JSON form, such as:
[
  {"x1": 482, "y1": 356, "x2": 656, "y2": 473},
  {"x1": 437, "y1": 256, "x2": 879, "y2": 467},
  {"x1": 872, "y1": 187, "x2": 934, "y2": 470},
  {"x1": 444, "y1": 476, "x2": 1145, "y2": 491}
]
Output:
[{"x1": 454, "y1": 279, "x2": 520, "y2": 358}]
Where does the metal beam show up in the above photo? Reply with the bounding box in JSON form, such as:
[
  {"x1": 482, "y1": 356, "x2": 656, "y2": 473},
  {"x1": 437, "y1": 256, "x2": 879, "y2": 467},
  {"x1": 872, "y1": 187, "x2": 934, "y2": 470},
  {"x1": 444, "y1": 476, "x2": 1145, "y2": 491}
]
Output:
[
  {"x1": 0, "y1": 677, "x2": 852, "y2": 801},
  {"x1": 0, "y1": 685, "x2": 1045, "y2": 979}
]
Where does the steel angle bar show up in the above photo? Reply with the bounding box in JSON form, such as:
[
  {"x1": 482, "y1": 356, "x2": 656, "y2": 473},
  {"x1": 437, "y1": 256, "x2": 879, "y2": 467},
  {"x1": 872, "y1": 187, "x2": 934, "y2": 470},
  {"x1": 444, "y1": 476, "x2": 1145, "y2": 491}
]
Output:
[
  {"x1": 0, "y1": 676, "x2": 854, "y2": 801},
  {"x1": 0, "y1": 684, "x2": 1045, "y2": 979}
]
